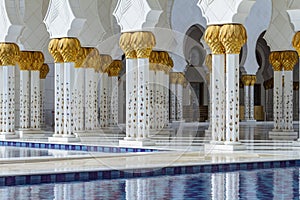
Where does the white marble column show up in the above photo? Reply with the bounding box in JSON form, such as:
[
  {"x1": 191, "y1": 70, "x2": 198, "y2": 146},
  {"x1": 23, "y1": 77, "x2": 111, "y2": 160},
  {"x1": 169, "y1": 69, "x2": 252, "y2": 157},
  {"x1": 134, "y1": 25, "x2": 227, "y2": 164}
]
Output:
[
  {"x1": 93, "y1": 70, "x2": 100, "y2": 128},
  {"x1": 157, "y1": 70, "x2": 165, "y2": 129},
  {"x1": 163, "y1": 68, "x2": 170, "y2": 127},
  {"x1": 99, "y1": 72, "x2": 108, "y2": 128},
  {"x1": 39, "y1": 64, "x2": 49, "y2": 129},
  {"x1": 19, "y1": 69, "x2": 30, "y2": 129},
  {"x1": 148, "y1": 65, "x2": 156, "y2": 130},
  {"x1": 54, "y1": 63, "x2": 64, "y2": 136},
  {"x1": 125, "y1": 57, "x2": 138, "y2": 140},
  {"x1": 273, "y1": 70, "x2": 283, "y2": 131},
  {"x1": 73, "y1": 67, "x2": 85, "y2": 132},
  {"x1": 249, "y1": 83, "x2": 255, "y2": 120},
  {"x1": 136, "y1": 58, "x2": 150, "y2": 140},
  {"x1": 170, "y1": 73, "x2": 177, "y2": 122},
  {"x1": 212, "y1": 54, "x2": 225, "y2": 142},
  {"x1": 30, "y1": 70, "x2": 41, "y2": 129},
  {"x1": 283, "y1": 68, "x2": 295, "y2": 131},
  {"x1": 110, "y1": 76, "x2": 118, "y2": 126},
  {"x1": 176, "y1": 74, "x2": 184, "y2": 121},
  {"x1": 220, "y1": 24, "x2": 246, "y2": 145},
  {"x1": 2, "y1": 66, "x2": 15, "y2": 134},
  {"x1": 244, "y1": 84, "x2": 250, "y2": 120},
  {"x1": 85, "y1": 67, "x2": 95, "y2": 130}
]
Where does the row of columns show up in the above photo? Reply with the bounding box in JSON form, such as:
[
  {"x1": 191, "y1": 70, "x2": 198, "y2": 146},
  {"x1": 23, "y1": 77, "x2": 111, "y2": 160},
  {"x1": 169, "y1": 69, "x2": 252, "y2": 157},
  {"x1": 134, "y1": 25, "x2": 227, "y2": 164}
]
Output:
[
  {"x1": 0, "y1": 44, "x2": 49, "y2": 137},
  {"x1": 204, "y1": 24, "x2": 247, "y2": 145},
  {"x1": 269, "y1": 51, "x2": 298, "y2": 132},
  {"x1": 242, "y1": 75, "x2": 256, "y2": 121},
  {"x1": 48, "y1": 38, "x2": 122, "y2": 141},
  {"x1": 169, "y1": 72, "x2": 185, "y2": 122}
]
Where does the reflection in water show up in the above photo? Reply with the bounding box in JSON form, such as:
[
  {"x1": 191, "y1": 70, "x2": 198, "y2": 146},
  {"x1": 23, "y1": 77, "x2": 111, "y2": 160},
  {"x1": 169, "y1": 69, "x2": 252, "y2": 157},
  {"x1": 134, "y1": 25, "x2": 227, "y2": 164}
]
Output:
[{"x1": 0, "y1": 167, "x2": 299, "y2": 199}]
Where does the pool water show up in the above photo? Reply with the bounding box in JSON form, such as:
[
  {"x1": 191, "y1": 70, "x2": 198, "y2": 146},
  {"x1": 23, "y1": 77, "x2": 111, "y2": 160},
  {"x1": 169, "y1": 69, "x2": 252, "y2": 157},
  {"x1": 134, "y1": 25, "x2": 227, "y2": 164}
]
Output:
[{"x1": 0, "y1": 166, "x2": 299, "y2": 199}]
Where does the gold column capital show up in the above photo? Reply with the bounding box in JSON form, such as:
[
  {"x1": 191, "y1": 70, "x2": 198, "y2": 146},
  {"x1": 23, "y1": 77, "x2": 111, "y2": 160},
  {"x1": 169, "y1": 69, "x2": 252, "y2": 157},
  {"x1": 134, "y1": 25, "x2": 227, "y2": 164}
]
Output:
[
  {"x1": 40, "y1": 63, "x2": 50, "y2": 79},
  {"x1": 108, "y1": 60, "x2": 122, "y2": 76},
  {"x1": 119, "y1": 32, "x2": 136, "y2": 59},
  {"x1": 58, "y1": 38, "x2": 81, "y2": 63},
  {"x1": 0, "y1": 43, "x2": 19, "y2": 66},
  {"x1": 205, "y1": 54, "x2": 212, "y2": 72},
  {"x1": 219, "y1": 24, "x2": 247, "y2": 54},
  {"x1": 177, "y1": 72, "x2": 185, "y2": 85},
  {"x1": 292, "y1": 31, "x2": 300, "y2": 56},
  {"x1": 149, "y1": 51, "x2": 158, "y2": 71},
  {"x1": 75, "y1": 47, "x2": 87, "y2": 68},
  {"x1": 281, "y1": 51, "x2": 298, "y2": 71},
  {"x1": 31, "y1": 51, "x2": 44, "y2": 71},
  {"x1": 88, "y1": 48, "x2": 100, "y2": 71},
  {"x1": 204, "y1": 25, "x2": 225, "y2": 54},
  {"x1": 242, "y1": 75, "x2": 252, "y2": 86},
  {"x1": 131, "y1": 31, "x2": 155, "y2": 58},
  {"x1": 170, "y1": 72, "x2": 177, "y2": 84},
  {"x1": 250, "y1": 75, "x2": 256, "y2": 86},
  {"x1": 17, "y1": 51, "x2": 32, "y2": 70},
  {"x1": 100, "y1": 54, "x2": 112, "y2": 73},
  {"x1": 48, "y1": 38, "x2": 63, "y2": 63},
  {"x1": 269, "y1": 51, "x2": 282, "y2": 71}
]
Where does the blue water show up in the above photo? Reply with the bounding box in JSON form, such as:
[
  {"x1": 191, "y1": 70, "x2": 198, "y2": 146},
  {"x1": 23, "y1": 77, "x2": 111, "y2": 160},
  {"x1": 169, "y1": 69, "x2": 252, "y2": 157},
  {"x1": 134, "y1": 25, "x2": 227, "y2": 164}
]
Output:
[{"x1": 0, "y1": 166, "x2": 299, "y2": 199}]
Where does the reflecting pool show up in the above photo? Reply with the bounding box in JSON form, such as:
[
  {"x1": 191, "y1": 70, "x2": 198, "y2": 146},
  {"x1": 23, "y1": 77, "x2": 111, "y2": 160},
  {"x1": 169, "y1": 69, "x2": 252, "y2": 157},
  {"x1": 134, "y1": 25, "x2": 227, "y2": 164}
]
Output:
[{"x1": 0, "y1": 166, "x2": 299, "y2": 199}]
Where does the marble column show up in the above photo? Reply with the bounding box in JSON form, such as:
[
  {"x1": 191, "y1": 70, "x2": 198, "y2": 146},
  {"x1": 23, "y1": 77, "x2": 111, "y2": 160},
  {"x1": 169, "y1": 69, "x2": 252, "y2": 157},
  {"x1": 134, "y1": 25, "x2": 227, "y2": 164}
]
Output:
[
  {"x1": 169, "y1": 73, "x2": 177, "y2": 122},
  {"x1": 149, "y1": 52, "x2": 157, "y2": 130},
  {"x1": 205, "y1": 54, "x2": 212, "y2": 131},
  {"x1": 176, "y1": 73, "x2": 185, "y2": 121},
  {"x1": 220, "y1": 24, "x2": 247, "y2": 144},
  {"x1": 163, "y1": 55, "x2": 172, "y2": 127},
  {"x1": 204, "y1": 25, "x2": 226, "y2": 143},
  {"x1": 30, "y1": 51, "x2": 44, "y2": 130},
  {"x1": 242, "y1": 75, "x2": 251, "y2": 121},
  {"x1": 17, "y1": 51, "x2": 32, "y2": 130},
  {"x1": 108, "y1": 60, "x2": 122, "y2": 127},
  {"x1": 39, "y1": 64, "x2": 50, "y2": 128},
  {"x1": 48, "y1": 39, "x2": 64, "y2": 137},
  {"x1": 0, "y1": 43, "x2": 19, "y2": 137},
  {"x1": 99, "y1": 54, "x2": 112, "y2": 128},
  {"x1": 73, "y1": 47, "x2": 87, "y2": 132},
  {"x1": 282, "y1": 51, "x2": 298, "y2": 131},
  {"x1": 119, "y1": 33, "x2": 137, "y2": 140},
  {"x1": 132, "y1": 31, "x2": 155, "y2": 140},
  {"x1": 119, "y1": 31, "x2": 155, "y2": 145},
  {"x1": 249, "y1": 76, "x2": 256, "y2": 120},
  {"x1": 58, "y1": 38, "x2": 81, "y2": 139},
  {"x1": 269, "y1": 52, "x2": 283, "y2": 131}
]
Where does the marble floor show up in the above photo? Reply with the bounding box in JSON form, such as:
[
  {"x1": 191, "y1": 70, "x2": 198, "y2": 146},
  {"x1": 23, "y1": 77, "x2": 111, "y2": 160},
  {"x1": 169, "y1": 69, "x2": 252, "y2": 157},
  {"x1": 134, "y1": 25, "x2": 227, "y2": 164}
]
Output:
[{"x1": 1, "y1": 121, "x2": 300, "y2": 177}]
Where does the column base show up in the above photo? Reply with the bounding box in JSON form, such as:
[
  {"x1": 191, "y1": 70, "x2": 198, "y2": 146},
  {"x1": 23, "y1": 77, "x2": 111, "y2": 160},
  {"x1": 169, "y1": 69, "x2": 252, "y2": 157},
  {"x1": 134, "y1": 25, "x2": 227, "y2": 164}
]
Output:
[
  {"x1": 0, "y1": 132, "x2": 18, "y2": 139},
  {"x1": 204, "y1": 142, "x2": 246, "y2": 152},
  {"x1": 16, "y1": 128, "x2": 47, "y2": 138},
  {"x1": 119, "y1": 139, "x2": 155, "y2": 147},
  {"x1": 48, "y1": 136, "x2": 80, "y2": 143},
  {"x1": 269, "y1": 131, "x2": 298, "y2": 140},
  {"x1": 243, "y1": 120, "x2": 256, "y2": 123}
]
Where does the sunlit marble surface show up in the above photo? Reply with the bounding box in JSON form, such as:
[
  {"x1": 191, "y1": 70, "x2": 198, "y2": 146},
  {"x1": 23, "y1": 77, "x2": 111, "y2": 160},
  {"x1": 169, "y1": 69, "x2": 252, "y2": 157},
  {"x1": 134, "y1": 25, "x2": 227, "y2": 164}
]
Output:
[{"x1": 0, "y1": 122, "x2": 300, "y2": 176}]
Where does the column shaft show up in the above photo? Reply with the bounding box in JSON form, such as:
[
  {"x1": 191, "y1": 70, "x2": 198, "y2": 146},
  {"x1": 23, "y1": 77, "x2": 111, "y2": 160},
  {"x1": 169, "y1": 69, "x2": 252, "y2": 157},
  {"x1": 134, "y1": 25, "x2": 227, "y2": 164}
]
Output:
[
  {"x1": 249, "y1": 85, "x2": 255, "y2": 120},
  {"x1": 283, "y1": 71, "x2": 293, "y2": 131},
  {"x1": 149, "y1": 70, "x2": 156, "y2": 130},
  {"x1": 19, "y1": 70, "x2": 30, "y2": 129},
  {"x1": 244, "y1": 85, "x2": 249, "y2": 120},
  {"x1": 73, "y1": 68, "x2": 84, "y2": 131},
  {"x1": 63, "y1": 62, "x2": 75, "y2": 136},
  {"x1": 137, "y1": 58, "x2": 149, "y2": 139},
  {"x1": 125, "y1": 59, "x2": 138, "y2": 139},
  {"x1": 2, "y1": 66, "x2": 15, "y2": 133},
  {"x1": 273, "y1": 71, "x2": 283, "y2": 131},
  {"x1": 39, "y1": 79, "x2": 45, "y2": 127},
  {"x1": 54, "y1": 63, "x2": 64, "y2": 136},
  {"x1": 225, "y1": 54, "x2": 239, "y2": 143},
  {"x1": 85, "y1": 68, "x2": 95, "y2": 130},
  {"x1": 211, "y1": 54, "x2": 225, "y2": 142},
  {"x1": 30, "y1": 71, "x2": 40, "y2": 129},
  {"x1": 170, "y1": 83, "x2": 176, "y2": 121},
  {"x1": 176, "y1": 83, "x2": 183, "y2": 121},
  {"x1": 99, "y1": 72, "x2": 108, "y2": 128},
  {"x1": 110, "y1": 76, "x2": 118, "y2": 126}
]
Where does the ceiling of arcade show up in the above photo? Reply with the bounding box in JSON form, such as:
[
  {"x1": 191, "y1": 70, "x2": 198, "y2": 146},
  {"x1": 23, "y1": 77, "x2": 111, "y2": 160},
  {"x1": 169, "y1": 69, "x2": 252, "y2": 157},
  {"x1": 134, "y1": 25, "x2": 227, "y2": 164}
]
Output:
[{"x1": 1, "y1": 0, "x2": 300, "y2": 81}]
